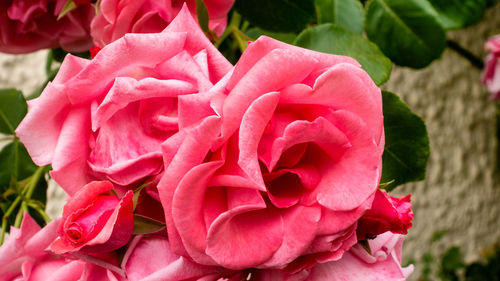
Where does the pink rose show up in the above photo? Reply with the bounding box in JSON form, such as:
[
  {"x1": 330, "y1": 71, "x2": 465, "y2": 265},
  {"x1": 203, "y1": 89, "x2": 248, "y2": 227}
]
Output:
[
  {"x1": 0, "y1": 0, "x2": 95, "y2": 54},
  {"x1": 159, "y1": 36, "x2": 385, "y2": 270},
  {"x1": 16, "y1": 6, "x2": 232, "y2": 195},
  {"x1": 50, "y1": 181, "x2": 133, "y2": 255},
  {"x1": 483, "y1": 35, "x2": 500, "y2": 99},
  {"x1": 357, "y1": 189, "x2": 413, "y2": 240},
  {"x1": 0, "y1": 213, "x2": 124, "y2": 281},
  {"x1": 91, "y1": 0, "x2": 235, "y2": 48}
]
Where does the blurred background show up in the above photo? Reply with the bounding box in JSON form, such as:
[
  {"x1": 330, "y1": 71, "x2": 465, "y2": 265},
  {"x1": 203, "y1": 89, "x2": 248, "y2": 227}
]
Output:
[{"x1": 1, "y1": 3, "x2": 499, "y2": 280}]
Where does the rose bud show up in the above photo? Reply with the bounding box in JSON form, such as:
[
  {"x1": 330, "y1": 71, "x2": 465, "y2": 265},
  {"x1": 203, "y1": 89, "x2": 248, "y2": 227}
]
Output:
[
  {"x1": 482, "y1": 35, "x2": 500, "y2": 99},
  {"x1": 357, "y1": 189, "x2": 413, "y2": 240},
  {"x1": 50, "y1": 181, "x2": 133, "y2": 255}
]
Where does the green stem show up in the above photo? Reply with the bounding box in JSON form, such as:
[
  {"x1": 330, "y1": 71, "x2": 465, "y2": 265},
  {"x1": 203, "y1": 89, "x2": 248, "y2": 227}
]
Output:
[
  {"x1": 14, "y1": 201, "x2": 28, "y2": 228},
  {"x1": 27, "y1": 201, "x2": 52, "y2": 223},
  {"x1": 24, "y1": 166, "x2": 47, "y2": 199},
  {"x1": 447, "y1": 40, "x2": 484, "y2": 69},
  {"x1": 232, "y1": 28, "x2": 250, "y2": 53},
  {"x1": 0, "y1": 196, "x2": 22, "y2": 245},
  {"x1": 215, "y1": 11, "x2": 242, "y2": 48}
]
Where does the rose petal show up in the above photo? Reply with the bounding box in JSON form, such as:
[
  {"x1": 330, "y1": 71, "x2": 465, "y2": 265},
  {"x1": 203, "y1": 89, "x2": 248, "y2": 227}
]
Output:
[{"x1": 206, "y1": 207, "x2": 284, "y2": 269}]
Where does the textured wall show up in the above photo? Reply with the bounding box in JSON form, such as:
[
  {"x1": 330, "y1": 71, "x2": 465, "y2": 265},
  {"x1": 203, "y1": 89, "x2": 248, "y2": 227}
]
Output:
[
  {"x1": 1, "y1": 4, "x2": 500, "y2": 279},
  {"x1": 384, "y1": 4, "x2": 500, "y2": 279}
]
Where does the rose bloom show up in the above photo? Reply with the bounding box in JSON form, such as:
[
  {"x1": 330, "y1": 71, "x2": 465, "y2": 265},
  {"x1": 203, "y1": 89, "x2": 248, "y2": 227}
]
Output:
[
  {"x1": 483, "y1": 35, "x2": 500, "y2": 99},
  {"x1": 0, "y1": 214, "x2": 124, "y2": 281},
  {"x1": 50, "y1": 181, "x2": 133, "y2": 255},
  {"x1": 16, "y1": 6, "x2": 232, "y2": 195},
  {"x1": 159, "y1": 36, "x2": 385, "y2": 270},
  {"x1": 0, "y1": 0, "x2": 95, "y2": 54},
  {"x1": 91, "y1": 0, "x2": 235, "y2": 48}
]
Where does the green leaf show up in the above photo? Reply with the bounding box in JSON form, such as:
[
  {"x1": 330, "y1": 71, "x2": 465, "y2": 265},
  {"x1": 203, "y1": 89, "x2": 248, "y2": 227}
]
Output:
[
  {"x1": 133, "y1": 214, "x2": 165, "y2": 235},
  {"x1": 0, "y1": 89, "x2": 27, "y2": 134},
  {"x1": 58, "y1": 0, "x2": 77, "y2": 20},
  {"x1": 196, "y1": 0, "x2": 210, "y2": 32},
  {"x1": 439, "y1": 247, "x2": 465, "y2": 281},
  {"x1": 294, "y1": 23, "x2": 392, "y2": 85},
  {"x1": 234, "y1": 0, "x2": 316, "y2": 32},
  {"x1": 246, "y1": 28, "x2": 297, "y2": 44},
  {"x1": 315, "y1": 0, "x2": 365, "y2": 34},
  {"x1": 381, "y1": 91, "x2": 429, "y2": 190},
  {"x1": 365, "y1": 0, "x2": 446, "y2": 68},
  {"x1": 428, "y1": 0, "x2": 486, "y2": 29},
  {"x1": 0, "y1": 142, "x2": 38, "y2": 192}
]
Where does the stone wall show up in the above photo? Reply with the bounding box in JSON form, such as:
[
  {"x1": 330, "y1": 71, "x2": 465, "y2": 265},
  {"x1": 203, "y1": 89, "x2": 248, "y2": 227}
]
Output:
[{"x1": 1, "y1": 4, "x2": 500, "y2": 280}]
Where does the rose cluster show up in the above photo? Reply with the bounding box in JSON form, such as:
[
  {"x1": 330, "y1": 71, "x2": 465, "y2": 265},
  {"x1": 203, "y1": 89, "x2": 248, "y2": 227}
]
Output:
[
  {"x1": 0, "y1": 0, "x2": 234, "y2": 54},
  {"x1": 2, "y1": 4, "x2": 414, "y2": 281}
]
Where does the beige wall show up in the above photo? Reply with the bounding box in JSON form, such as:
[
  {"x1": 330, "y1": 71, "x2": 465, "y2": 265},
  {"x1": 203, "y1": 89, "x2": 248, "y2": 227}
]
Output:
[
  {"x1": 1, "y1": 4, "x2": 500, "y2": 279},
  {"x1": 385, "y1": 4, "x2": 500, "y2": 275}
]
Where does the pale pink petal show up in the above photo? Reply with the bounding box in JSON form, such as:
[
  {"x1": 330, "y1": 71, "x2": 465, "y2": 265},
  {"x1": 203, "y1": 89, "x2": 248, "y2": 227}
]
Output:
[{"x1": 16, "y1": 83, "x2": 71, "y2": 165}]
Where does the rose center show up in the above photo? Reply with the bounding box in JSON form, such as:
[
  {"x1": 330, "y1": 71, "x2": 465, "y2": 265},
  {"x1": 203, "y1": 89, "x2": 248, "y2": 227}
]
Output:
[{"x1": 66, "y1": 223, "x2": 84, "y2": 243}]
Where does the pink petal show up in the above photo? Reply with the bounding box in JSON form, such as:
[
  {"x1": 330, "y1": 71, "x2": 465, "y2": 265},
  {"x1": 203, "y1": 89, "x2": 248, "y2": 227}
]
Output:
[
  {"x1": 221, "y1": 48, "x2": 318, "y2": 140},
  {"x1": 92, "y1": 77, "x2": 196, "y2": 131},
  {"x1": 82, "y1": 190, "x2": 134, "y2": 253},
  {"x1": 158, "y1": 116, "x2": 221, "y2": 256},
  {"x1": 308, "y1": 110, "x2": 380, "y2": 211},
  {"x1": 226, "y1": 36, "x2": 359, "y2": 92},
  {"x1": 16, "y1": 83, "x2": 71, "y2": 165},
  {"x1": 260, "y1": 205, "x2": 321, "y2": 268},
  {"x1": 164, "y1": 5, "x2": 232, "y2": 83},
  {"x1": 206, "y1": 207, "x2": 284, "y2": 269},
  {"x1": 88, "y1": 104, "x2": 164, "y2": 186},
  {"x1": 65, "y1": 31, "x2": 188, "y2": 105},
  {"x1": 50, "y1": 106, "x2": 91, "y2": 195},
  {"x1": 172, "y1": 161, "x2": 224, "y2": 264},
  {"x1": 238, "y1": 91, "x2": 281, "y2": 189},
  {"x1": 279, "y1": 63, "x2": 383, "y2": 148},
  {"x1": 154, "y1": 51, "x2": 213, "y2": 92}
]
